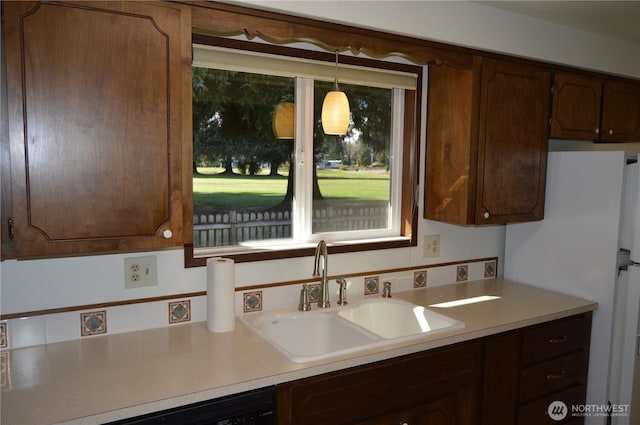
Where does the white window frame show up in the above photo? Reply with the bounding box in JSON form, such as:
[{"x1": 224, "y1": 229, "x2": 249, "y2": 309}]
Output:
[{"x1": 192, "y1": 45, "x2": 417, "y2": 258}]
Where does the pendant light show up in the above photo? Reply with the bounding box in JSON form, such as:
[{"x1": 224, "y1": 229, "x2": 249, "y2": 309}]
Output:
[
  {"x1": 321, "y1": 51, "x2": 350, "y2": 135},
  {"x1": 272, "y1": 101, "x2": 295, "y2": 139}
]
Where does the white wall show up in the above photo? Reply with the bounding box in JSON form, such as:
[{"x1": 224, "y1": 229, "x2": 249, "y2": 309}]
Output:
[
  {"x1": 239, "y1": 0, "x2": 640, "y2": 78},
  {"x1": 2, "y1": 0, "x2": 638, "y2": 316}
]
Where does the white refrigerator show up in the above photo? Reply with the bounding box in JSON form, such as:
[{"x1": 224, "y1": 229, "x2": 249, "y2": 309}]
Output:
[{"x1": 505, "y1": 150, "x2": 640, "y2": 425}]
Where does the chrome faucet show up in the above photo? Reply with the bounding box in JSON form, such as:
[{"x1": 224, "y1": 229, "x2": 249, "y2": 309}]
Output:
[
  {"x1": 336, "y1": 278, "x2": 348, "y2": 305},
  {"x1": 298, "y1": 283, "x2": 311, "y2": 311},
  {"x1": 382, "y1": 281, "x2": 392, "y2": 298},
  {"x1": 313, "y1": 240, "x2": 330, "y2": 308}
]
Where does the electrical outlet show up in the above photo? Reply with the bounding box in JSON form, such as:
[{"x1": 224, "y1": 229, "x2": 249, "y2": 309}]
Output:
[
  {"x1": 423, "y1": 235, "x2": 440, "y2": 258},
  {"x1": 124, "y1": 256, "x2": 158, "y2": 289}
]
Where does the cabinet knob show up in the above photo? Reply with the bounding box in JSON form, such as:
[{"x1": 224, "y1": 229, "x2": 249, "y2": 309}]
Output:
[
  {"x1": 609, "y1": 129, "x2": 614, "y2": 135},
  {"x1": 163, "y1": 229, "x2": 173, "y2": 239},
  {"x1": 483, "y1": 212, "x2": 490, "y2": 219},
  {"x1": 595, "y1": 128, "x2": 600, "y2": 135},
  {"x1": 399, "y1": 423, "x2": 409, "y2": 425}
]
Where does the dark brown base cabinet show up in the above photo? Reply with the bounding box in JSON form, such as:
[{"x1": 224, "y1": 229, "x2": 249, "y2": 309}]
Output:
[
  {"x1": 278, "y1": 313, "x2": 592, "y2": 425},
  {"x1": 278, "y1": 341, "x2": 483, "y2": 425},
  {"x1": 483, "y1": 313, "x2": 592, "y2": 425}
]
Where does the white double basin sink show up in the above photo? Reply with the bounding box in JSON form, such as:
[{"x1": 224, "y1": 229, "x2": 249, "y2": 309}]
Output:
[{"x1": 239, "y1": 297, "x2": 465, "y2": 363}]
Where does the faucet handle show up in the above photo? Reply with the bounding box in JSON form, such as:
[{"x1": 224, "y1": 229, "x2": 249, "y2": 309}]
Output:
[
  {"x1": 298, "y1": 284, "x2": 311, "y2": 311},
  {"x1": 336, "y1": 278, "x2": 348, "y2": 305},
  {"x1": 382, "y1": 281, "x2": 392, "y2": 298}
]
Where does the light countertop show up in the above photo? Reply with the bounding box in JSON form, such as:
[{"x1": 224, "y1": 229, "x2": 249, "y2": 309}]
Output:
[{"x1": 0, "y1": 278, "x2": 597, "y2": 425}]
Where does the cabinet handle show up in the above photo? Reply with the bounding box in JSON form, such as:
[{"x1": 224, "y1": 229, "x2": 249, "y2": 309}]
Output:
[
  {"x1": 548, "y1": 335, "x2": 568, "y2": 344},
  {"x1": 609, "y1": 129, "x2": 614, "y2": 136},
  {"x1": 547, "y1": 370, "x2": 567, "y2": 380},
  {"x1": 163, "y1": 229, "x2": 173, "y2": 239},
  {"x1": 595, "y1": 128, "x2": 600, "y2": 135}
]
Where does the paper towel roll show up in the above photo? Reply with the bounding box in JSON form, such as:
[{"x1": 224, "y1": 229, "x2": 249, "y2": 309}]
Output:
[{"x1": 206, "y1": 257, "x2": 236, "y2": 332}]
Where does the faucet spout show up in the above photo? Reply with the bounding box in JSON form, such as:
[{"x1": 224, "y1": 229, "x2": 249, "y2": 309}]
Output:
[{"x1": 314, "y1": 240, "x2": 330, "y2": 308}]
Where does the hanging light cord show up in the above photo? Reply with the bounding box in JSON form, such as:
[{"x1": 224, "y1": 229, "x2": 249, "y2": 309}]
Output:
[{"x1": 333, "y1": 50, "x2": 340, "y2": 91}]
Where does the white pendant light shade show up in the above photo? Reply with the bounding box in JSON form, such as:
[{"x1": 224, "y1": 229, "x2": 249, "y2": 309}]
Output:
[
  {"x1": 272, "y1": 102, "x2": 295, "y2": 139},
  {"x1": 322, "y1": 91, "x2": 350, "y2": 135}
]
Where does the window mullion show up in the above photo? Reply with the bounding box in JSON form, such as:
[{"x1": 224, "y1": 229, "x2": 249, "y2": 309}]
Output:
[
  {"x1": 389, "y1": 88, "x2": 405, "y2": 233},
  {"x1": 292, "y1": 78, "x2": 315, "y2": 241}
]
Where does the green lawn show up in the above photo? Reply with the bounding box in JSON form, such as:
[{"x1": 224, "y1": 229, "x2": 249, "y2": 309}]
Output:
[{"x1": 193, "y1": 167, "x2": 390, "y2": 209}]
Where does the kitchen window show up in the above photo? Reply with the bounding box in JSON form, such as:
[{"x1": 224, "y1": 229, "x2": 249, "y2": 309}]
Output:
[{"x1": 187, "y1": 37, "x2": 421, "y2": 264}]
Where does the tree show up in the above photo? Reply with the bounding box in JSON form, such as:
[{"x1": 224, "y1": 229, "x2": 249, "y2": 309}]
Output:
[
  {"x1": 313, "y1": 81, "x2": 392, "y2": 169},
  {"x1": 192, "y1": 68, "x2": 293, "y2": 176},
  {"x1": 192, "y1": 68, "x2": 392, "y2": 208}
]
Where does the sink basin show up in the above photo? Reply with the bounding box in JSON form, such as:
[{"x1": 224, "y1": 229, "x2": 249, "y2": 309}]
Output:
[
  {"x1": 240, "y1": 297, "x2": 464, "y2": 363},
  {"x1": 239, "y1": 311, "x2": 379, "y2": 363},
  {"x1": 338, "y1": 298, "x2": 465, "y2": 339}
]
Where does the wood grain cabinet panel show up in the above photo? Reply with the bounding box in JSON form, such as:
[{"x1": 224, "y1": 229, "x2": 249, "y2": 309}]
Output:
[
  {"x1": 357, "y1": 394, "x2": 458, "y2": 425},
  {"x1": 483, "y1": 313, "x2": 592, "y2": 425},
  {"x1": 2, "y1": 1, "x2": 190, "y2": 257},
  {"x1": 425, "y1": 56, "x2": 551, "y2": 225},
  {"x1": 551, "y1": 73, "x2": 640, "y2": 143},
  {"x1": 600, "y1": 81, "x2": 640, "y2": 143},
  {"x1": 277, "y1": 341, "x2": 482, "y2": 425},
  {"x1": 550, "y1": 74, "x2": 602, "y2": 140}
]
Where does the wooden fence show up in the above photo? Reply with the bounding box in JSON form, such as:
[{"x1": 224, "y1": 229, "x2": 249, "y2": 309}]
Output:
[{"x1": 193, "y1": 206, "x2": 388, "y2": 247}]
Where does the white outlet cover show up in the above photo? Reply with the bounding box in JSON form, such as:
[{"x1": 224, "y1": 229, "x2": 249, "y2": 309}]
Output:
[{"x1": 124, "y1": 256, "x2": 158, "y2": 289}]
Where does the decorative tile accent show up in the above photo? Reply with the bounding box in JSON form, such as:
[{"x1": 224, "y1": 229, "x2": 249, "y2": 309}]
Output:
[
  {"x1": 413, "y1": 270, "x2": 427, "y2": 288},
  {"x1": 80, "y1": 311, "x2": 107, "y2": 337},
  {"x1": 243, "y1": 291, "x2": 263, "y2": 313},
  {"x1": 308, "y1": 283, "x2": 321, "y2": 303},
  {"x1": 456, "y1": 265, "x2": 469, "y2": 282},
  {"x1": 364, "y1": 276, "x2": 379, "y2": 295},
  {"x1": 484, "y1": 261, "x2": 497, "y2": 278},
  {"x1": 168, "y1": 300, "x2": 191, "y2": 324},
  {"x1": 0, "y1": 322, "x2": 7, "y2": 349}
]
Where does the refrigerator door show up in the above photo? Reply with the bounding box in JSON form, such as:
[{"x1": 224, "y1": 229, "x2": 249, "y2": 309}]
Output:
[
  {"x1": 632, "y1": 274, "x2": 640, "y2": 424},
  {"x1": 610, "y1": 266, "x2": 640, "y2": 425},
  {"x1": 620, "y1": 157, "x2": 639, "y2": 258}
]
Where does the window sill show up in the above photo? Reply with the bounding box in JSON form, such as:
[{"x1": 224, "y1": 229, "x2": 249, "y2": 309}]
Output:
[{"x1": 184, "y1": 236, "x2": 413, "y2": 267}]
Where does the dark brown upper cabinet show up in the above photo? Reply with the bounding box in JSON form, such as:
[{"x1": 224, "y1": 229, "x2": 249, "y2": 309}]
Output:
[
  {"x1": 551, "y1": 73, "x2": 640, "y2": 143},
  {"x1": 425, "y1": 57, "x2": 551, "y2": 225},
  {"x1": 2, "y1": 1, "x2": 191, "y2": 258}
]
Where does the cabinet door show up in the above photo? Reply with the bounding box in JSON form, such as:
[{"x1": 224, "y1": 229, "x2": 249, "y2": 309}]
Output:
[
  {"x1": 550, "y1": 73, "x2": 602, "y2": 141},
  {"x1": 600, "y1": 81, "x2": 640, "y2": 143},
  {"x1": 357, "y1": 394, "x2": 457, "y2": 425},
  {"x1": 475, "y1": 59, "x2": 551, "y2": 224},
  {"x1": 424, "y1": 62, "x2": 478, "y2": 225},
  {"x1": 482, "y1": 332, "x2": 521, "y2": 425},
  {"x1": 277, "y1": 342, "x2": 482, "y2": 425},
  {"x1": 3, "y1": 1, "x2": 190, "y2": 257}
]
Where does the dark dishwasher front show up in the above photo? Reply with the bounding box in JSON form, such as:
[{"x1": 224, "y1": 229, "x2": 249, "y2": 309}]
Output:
[{"x1": 106, "y1": 386, "x2": 276, "y2": 425}]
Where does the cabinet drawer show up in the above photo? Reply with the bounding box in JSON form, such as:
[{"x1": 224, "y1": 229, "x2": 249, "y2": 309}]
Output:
[
  {"x1": 522, "y1": 315, "x2": 591, "y2": 365},
  {"x1": 520, "y1": 351, "x2": 588, "y2": 402},
  {"x1": 518, "y1": 385, "x2": 586, "y2": 425}
]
